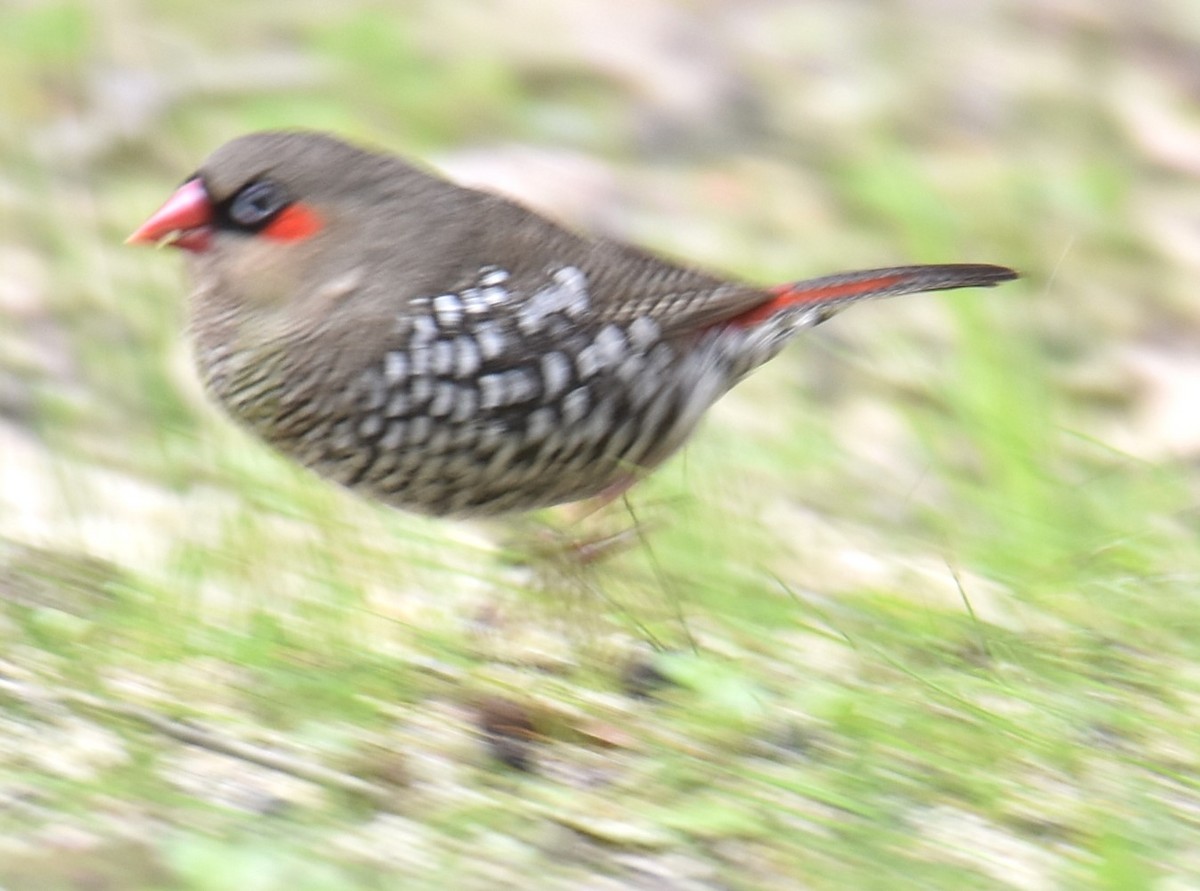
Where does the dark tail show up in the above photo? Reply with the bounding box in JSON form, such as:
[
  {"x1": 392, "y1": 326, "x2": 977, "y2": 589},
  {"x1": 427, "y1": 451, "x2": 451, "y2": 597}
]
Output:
[{"x1": 729, "y1": 263, "x2": 1018, "y2": 327}]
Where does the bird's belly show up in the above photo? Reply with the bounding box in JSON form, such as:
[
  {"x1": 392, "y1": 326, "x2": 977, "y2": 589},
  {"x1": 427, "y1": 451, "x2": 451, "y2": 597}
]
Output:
[
  {"x1": 212, "y1": 347, "x2": 721, "y2": 517},
  {"x1": 304, "y1": 379, "x2": 696, "y2": 517},
  {"x1": 198, "y1": 310, "x2": 761, "y2": 517}
]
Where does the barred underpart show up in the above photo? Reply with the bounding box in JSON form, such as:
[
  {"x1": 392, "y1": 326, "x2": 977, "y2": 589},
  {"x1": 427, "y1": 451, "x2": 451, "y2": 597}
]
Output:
[{"x1": 198, "y1": 265, "x2": 795, "y2": 516}]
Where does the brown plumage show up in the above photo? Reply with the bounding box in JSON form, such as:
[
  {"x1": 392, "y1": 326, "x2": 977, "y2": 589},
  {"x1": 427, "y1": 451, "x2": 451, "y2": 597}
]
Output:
[{"x1": 128, "y1": 130, "x2": 1018, "y2": 516}]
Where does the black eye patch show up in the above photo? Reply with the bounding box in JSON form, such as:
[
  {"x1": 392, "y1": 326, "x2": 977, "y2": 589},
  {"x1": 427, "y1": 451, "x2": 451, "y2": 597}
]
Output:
[{"x1": 219, "y1": 179, "x2": 291, "y2": 231}]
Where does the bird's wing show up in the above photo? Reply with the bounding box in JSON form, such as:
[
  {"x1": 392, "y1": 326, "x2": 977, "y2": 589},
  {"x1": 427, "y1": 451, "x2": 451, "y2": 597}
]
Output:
[
  {"x1": 467, "y1": 201, "x2": 771, "y2": 338},
  {"x1": 578, "y1": 238, "x2": 773, "y2": 335}
]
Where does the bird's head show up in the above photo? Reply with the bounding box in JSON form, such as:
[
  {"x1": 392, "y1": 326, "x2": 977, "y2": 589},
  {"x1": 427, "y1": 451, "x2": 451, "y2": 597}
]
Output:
[
  {"x1": 127, "y1": 131, "x2": 390, "y2": 253},
  {"x1": 127, "y1": 130, "x2": 467, "y2": 344}
]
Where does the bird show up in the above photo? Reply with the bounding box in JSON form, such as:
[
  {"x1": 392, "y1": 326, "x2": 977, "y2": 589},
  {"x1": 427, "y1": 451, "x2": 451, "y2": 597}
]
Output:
[{"x1": 128, "y1": 131, "x2": 1018, "y2": 518}]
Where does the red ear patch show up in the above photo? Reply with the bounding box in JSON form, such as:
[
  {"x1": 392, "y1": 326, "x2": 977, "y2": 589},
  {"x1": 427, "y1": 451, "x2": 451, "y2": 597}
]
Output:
[{"x1": 262, "y1": 203, "x2": 323, "y2": 242}]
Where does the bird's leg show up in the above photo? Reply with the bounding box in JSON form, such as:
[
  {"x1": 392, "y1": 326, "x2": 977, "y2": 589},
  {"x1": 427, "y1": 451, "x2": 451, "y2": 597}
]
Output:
[
  {"x1": 498, "y1": 477, "x2": 656, "y2": 569},
  {"x1": 559, "y1": 473, "x2": 641, "y2": 525}
]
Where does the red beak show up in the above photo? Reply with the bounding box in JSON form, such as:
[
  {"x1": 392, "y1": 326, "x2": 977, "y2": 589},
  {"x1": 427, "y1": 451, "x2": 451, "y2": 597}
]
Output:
[{"x1": 126, "y1": 179, "x2": 214, "y2": 252}]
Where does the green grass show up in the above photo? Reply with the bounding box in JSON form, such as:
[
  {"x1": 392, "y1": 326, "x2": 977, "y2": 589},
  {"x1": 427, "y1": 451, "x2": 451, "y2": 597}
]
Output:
[{"x1": 2, "y1": 1, "x2": 1200, "y2": 888}]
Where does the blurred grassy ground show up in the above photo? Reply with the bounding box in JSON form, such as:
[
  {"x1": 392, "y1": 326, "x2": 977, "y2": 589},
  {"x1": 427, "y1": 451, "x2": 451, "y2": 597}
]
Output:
[{"x1": 3, "y1": 0, "x2": 1200, "y2": 888}]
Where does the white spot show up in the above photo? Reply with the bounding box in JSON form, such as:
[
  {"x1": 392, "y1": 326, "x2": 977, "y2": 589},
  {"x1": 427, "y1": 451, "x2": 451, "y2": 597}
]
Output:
[
  {"x1": 460, "y1": 287, "x2": 485, "y2": 313},
  {"x1": 453, "y1": 336, "x2": 481, "y2": 379},
  {"x1": 475, "y1": 369, "x2": 533, "y2": 409},
  {"x1": 592, "y1": 324, "x2": 628, "y2": 365},
  {"x1": 553, "y1": 266, "x2": 589, "y2": 318},
  {"x1": 503, "y1": 368, "x2": 538, "y2": 403},
  {"x1": 408, "y1": 345, "x2": 431, "y2": 376},
  {"x1": 627, "y1": 315, "x2": 660, "y2": 350},
  {"x1": 384, "y1": 351, "x2": 408, "y2": 384},
  {"x1": 410, "y1": 375, "x2": 434, "y2": 405},
  {"x1": 478, "y1": 373, "x2": 504, "y2": 410},
  {"x1": 560, "y1": 386, "x2": 590, "y2": 427},
  {"x1": 479, "y1": 266, "x2": 509, "y2": 287},
  {"x1": 516, "y1": 310, "x2": 544, "y2": 335},
  {"x1": 574, "y1": 343, "x2": 603, "y2": 380},
  {"x1": 410, "y1": 314, "x2": 438, "y2": 347},
  {"x1": 481, "y1": 285, "x2": 509, "y2": 307},
  {"x1": 540, "y1": 351, "x2": 572, "y2": 398},
  {"x1": 429, "y1": 382, "x2": 457, "y2": 417},
  {"x1": 517, "y1": 265, "x2": 590, "y2": 333},
  {"x1": 433, "y1": 293, "x2": 464, "y2": 328},
  {"x1": 473, "y1": 321, "x2": 507, "y2": 361},
  {"x1": 433, "y1": 339, "x2": 455, "y2": 376}
]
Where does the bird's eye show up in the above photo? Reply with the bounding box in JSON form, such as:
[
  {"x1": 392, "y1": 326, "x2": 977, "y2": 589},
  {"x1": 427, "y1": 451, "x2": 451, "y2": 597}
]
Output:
[{"x1": 228, "y1": 180, "x2": 288, "y2": 229}]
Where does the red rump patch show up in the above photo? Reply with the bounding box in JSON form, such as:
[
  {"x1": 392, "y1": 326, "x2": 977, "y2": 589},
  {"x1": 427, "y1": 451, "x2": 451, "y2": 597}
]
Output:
[
  {"x1": 262, "y1": 204, "x2": 323, "y2": 242},
  {"x1": 729, "y1": 272, "x2": 906, "y2": 327}
]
